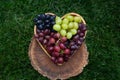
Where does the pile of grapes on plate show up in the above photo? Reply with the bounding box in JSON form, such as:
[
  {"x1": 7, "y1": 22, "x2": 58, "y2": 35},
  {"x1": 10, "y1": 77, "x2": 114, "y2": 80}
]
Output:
[{"x1": 34, "y1": 13, "x2": 87, "y2": 65}]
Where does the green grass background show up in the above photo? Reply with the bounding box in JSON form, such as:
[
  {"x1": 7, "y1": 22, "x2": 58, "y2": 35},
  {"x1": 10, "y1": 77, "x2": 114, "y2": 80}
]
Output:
[{"x1": 0, "y1": 0, "x2": 120, "y2": 80}]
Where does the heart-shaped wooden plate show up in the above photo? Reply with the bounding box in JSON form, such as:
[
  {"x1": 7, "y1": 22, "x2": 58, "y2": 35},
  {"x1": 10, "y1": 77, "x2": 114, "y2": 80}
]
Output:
[{"x1": 34, "y1": 12, "x2": 87, "y2": 65}]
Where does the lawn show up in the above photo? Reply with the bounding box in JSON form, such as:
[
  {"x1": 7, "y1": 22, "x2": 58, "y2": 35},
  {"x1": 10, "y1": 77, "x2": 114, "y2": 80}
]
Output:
[{"x1": 0, "y1": 0, "x2": 120, "y2": 80}]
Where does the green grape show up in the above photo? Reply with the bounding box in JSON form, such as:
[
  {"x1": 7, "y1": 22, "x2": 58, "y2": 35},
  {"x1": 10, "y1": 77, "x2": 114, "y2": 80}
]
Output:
[
  {"x1": 60, "y1": 29, "x2": 66, "y2": 36},
  {"x1": 66, "y1": 32, "x2": 72, "y2": 39},
  {"x1": 74, "y1": 16, "x2": 82, "y2": 23},
  {"x1": 62, "y1": 18, "x2": 69, "y2": 24},
  {"x1": 66, "y1": 15, "x2": 74, "y2": 21},
  {"x1": 53, "y1": 24, "x2": 61, "y2": 31},
  {"x1": 73, "y1": 22, "x2": 78, "y2": 29},
  {"x1": 68, "y1": 22, "x2": 74, "y2": 29},
  {"x1": 56, "y1": 16, "x2": 62, "y2": 24},
  {"x1": 61, "y1": 24, "x2": 68, "y2": 30},
  {"x1": 70, "y1": 29, "x2": 77, "y2": 35}
]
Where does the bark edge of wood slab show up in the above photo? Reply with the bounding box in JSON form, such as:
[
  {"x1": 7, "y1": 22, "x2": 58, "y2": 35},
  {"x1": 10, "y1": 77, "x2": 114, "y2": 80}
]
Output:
[{"x1": 28, "y1": 37, "x2": 89, "y2": 80}]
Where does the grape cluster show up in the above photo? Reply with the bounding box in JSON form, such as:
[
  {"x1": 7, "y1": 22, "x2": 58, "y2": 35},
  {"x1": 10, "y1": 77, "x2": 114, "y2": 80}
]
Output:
[
  {"x1": 53, "y1": 14, "x2": 82, "y2": 39},
  {"x1": 34, "y1": 13, "x2": 87, "y2": 65},
  {"x1": 35, "y1": 29, "x2": 71, "y2": 64},
  {"x1": 33, "y1": 14, "x2": 56, "y2": 31}
]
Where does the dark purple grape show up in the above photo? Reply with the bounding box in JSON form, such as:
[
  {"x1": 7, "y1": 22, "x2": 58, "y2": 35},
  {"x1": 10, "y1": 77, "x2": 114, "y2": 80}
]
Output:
[
  {"x1": 47, "y1": 46, "x2": 54, "y2": 53},
  {"x1": 73, "y1": 35, "x2": 79, "y2": 41},
  {"x1": 74, "y1": 45, "x2": 79, "y2": 49},
  {"x1": 44, "y1": 29, "x2": 50, "y2": 35},
  {"x1": 70, "y1": 41, "x2": 75, "y2": 46},
  {"x1": 64, "y1": 55, "x2": 69, "y2": 62},
  {"x1": 37, "y1": 25, "x2": 43, "y2": 30},
  {"x1": 43, "y1": 39, "x2": 47, "y2": 44},
  {"x1": 45, "y1": 20, "x2": 49, "y2": 24},
  {"x1": 51, "y1": 21, "x2": 55, "y2": 25},
  {"x1": 38, "y1": 14, "x2": 45, "y2": 20},
  {"x1": 46, "y1": 24, "x2": 50, "y2": 28},
  {"x1": 79, "y1": 23, "x2": 87, "y2": 32},
  {"x1": 51, "y1": 57, "x2": 56, "y2": 62},
  {"x1": 34, "y1": 34, "x2": 39, "y2": 38},
  {"x1": 79, "y1": 37, "x2": 84, "y2": 42},
  {"x1": 45, "y1": 35, "x2": 50, "y2": 40},
  {"x1": 50, "y1": 15, "x2": 56, "y2": 21},
  {"x1": 39, "y1": 32, "x2": 44, "y2": 37},
  {"x1": 38, "y1": 37, "x2": 44, "y2": 43},
  {"x1": 36, "y1": 20, "x2": 43, "y2": 25},
  {"x1": 77, "y1": 29, "x2": 81, "y2": 34},
  {"x1": 70, "y1": 45, "x2": 76, "y2": 50},
  {"x1": 37, "y1": 29, "x2": 40, "y2": 33},
  {"x1": 76, "y1": 40, "x2": 82, "y2": 45},
  {"x1": 79, "y1": 32, "x2": 85, "y2": 37},
  {"x1": 45, "y1": 14, "x2": 51, "y2": 19}
]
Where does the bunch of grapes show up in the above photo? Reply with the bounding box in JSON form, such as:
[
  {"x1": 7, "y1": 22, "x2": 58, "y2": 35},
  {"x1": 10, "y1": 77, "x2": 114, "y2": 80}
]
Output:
[
  {"x1": 53, "y1": 14, "x2": 82, "y2": 39},
  {"x1": 34, "y1": 13, "x2": 87, "y2": 65}
]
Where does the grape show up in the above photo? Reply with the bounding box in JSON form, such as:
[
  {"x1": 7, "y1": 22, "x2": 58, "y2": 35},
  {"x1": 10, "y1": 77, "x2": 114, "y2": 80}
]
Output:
[
  {"x1": 54, "y1": 46, "x2": 60, "y2": 52},
  {"x1": 66, "y1": 32, "x2": 72, "y2": 39},
  {"x1": 34, "y1": 34, "x2": 39, "y2": 38},
  {"x1": 61, "y1": 37, "x2": 67, "y2": 42},
  {"x1": 77, "y1": 29, "x2": 81, "y2": 34},
  {"x1": 79, "y1": 23, "x2": 87, "y2": 32},
  {"x1": 68, "y1": 22, "x2": 74, "y2": 29},
  {"x1": 37, "y1": 25, "x2": 43, "y2": 30},
  {"x1": 57, "y1": 57, "x2": 64, "y2": 63},
  {"x1": 74, "y1": 16, "x2": 82, "y2": 23},
  {"x1": 62, "y1": 18, "x2": 69, "y2": 24},
  {"x1": 61, "y1": 24, "x2": 68, "y2": 30},
  {"x1": 44, "y1": 29, "x2": 50, "y2": 34},
  {"x1": 38, "y1": 14, "x2": 45, "y2": 20},
  {"x1": 60, "y1": 29, "x2": 66, "y2": 37},
  {"x1": 53, "y1": 24, "x2": 61, "y2": 31},
  {"x1": 45, "y1": 35, "x2": 50, "y2": 40},
  {"x1": 79, "y1": 32, "x2": 84, "y2": 37},
  {"x1": 37, "y1": 29, "x2": 40, "y2": 33},
  {"x1": 51, "y1": 57, "x2": 56, "y2": 62},
  {"x1": 64, "y1": 49, "x2": 70, "y2": 55},
  {"x1": 70, "y1": 41, "x2": 75, "y2": 46},
  {"x1": 73, "y1": 35, "x2": 79, "y2": 41},
  {"x1": 66, "y1": 15, "x2": 74, "y2": 21},
  {"x1": 45, "y1": 14, "x2": 51, "y2": 19},
  {"x1": 47, "y1": 46, "x2": 54, "y2": 53},
  {"x1": 76, "y1": 40, "x2": 82, "y2": 45},
  {"x1": 70, "y1": 29, "x2": 77, "y2": 35},
  {"x1": 49, "y1": 38, "x2": 55, "y2": 44},
  {"x1": 43, "y1": 39, "x2": 47, "y2": 44},
  {"x1": 70, "y1": 45, "x2": 76, "y2": 50},
  {"x1": 39, "y1": 32, "x2": 44, "y2": 37},
  {"x1": 56, "y1": 16, "x2": 62, "y2": 24},
  {"x1": 59, "y1": 43, "x2": 66, "y2": 49},
  {"x1": 79, "y1": 37, "x2": 84, "y2": 42},
  {"x1": 52, "y1": 52, "x2": 59, "y2": 57},
  {"x1": 73, "y1": 22, "x2": 79, "y2": 29},
  {"x1": 54, "y1": 33, "x2": 60, "y2": 39},
  {"x1": 38, "y1": 37, "x2": 44, "y2": 43}
]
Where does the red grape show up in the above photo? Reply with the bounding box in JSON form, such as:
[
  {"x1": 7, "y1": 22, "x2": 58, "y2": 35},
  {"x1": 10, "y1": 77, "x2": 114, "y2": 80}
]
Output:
[
  {"x1": 61, "y1": 37, "x2": 67, "y2": 42},
  {"x1": 49, "y1": 38, "x2": 55, "y2": 44},
  {"x1": 57, "y1": 57, "x2": 64, "y2": 63},
  {"x1": 64, "y1": 48, "x2": 70, "y2": 55},
  {"x1": 59, "y1": 43, "x2": 66, "y2": 49},
  {"x1": 54, "y1": 46, "x2": 60, "y2": 52},
  {"x1": 39, "y1": 32, "x2": 44, "y2": 37},
  {"x1": 52, "y1": 51, "x2": 59, "y2": 57},
  {"x1": 54, "y1": 33, "x2": 60, "y2": 39}
]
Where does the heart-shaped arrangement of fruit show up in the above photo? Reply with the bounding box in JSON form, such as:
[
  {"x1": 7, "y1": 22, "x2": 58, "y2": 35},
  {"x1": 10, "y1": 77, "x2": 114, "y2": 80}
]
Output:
[{"x1": 33, "y1": 13, "x2": 87, "y2": 65}]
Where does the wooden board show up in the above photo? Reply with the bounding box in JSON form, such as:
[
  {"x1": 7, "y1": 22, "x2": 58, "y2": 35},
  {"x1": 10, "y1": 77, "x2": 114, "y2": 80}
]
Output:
[{"x1": 28, "y1": 37, "x2": 89, "y2": 80}]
